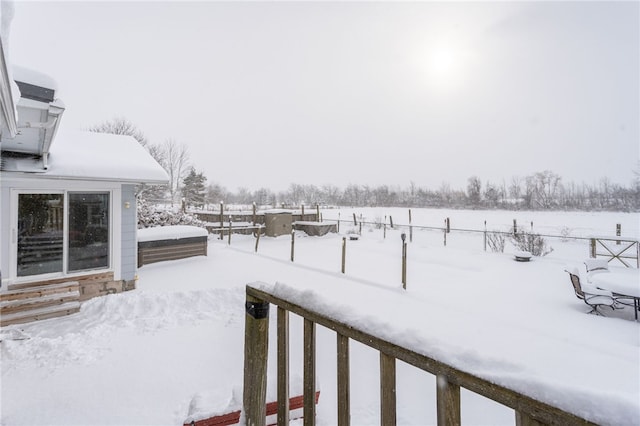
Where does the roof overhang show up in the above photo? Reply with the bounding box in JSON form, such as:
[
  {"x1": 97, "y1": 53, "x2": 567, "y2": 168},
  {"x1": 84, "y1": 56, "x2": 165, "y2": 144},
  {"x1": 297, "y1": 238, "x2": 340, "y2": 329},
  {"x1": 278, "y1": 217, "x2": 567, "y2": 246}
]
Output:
[{"x1": 0, "y1": 66, "x2": 65, "y2": 169}]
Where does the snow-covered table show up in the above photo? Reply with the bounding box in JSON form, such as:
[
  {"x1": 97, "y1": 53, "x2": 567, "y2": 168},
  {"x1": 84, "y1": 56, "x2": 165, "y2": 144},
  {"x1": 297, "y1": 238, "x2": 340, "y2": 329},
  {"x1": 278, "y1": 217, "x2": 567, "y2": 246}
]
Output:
[{"x1": 590, "y1": 268, "x2": 640, "y2": 320}]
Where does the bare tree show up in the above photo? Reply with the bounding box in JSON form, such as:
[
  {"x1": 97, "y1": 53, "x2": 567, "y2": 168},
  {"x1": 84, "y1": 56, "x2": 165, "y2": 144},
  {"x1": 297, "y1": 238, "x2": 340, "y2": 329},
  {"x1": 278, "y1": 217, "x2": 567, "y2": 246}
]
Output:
[
  {"x1": 88, "y1": 117, "x2": 148, "y2": 147},
  {"x1": 467, "y1": 176, "x2": 482, "y2": 207},
  {"x1": 163, "y1": 139, "x2": 190, "y2": 206}
]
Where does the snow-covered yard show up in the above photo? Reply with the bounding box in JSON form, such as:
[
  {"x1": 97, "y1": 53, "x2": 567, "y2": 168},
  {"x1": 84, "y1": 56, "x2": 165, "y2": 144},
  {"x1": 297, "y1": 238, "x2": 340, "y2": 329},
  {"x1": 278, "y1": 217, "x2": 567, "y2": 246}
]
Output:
[{"x1": 1, "y1": 209, "x2": 638, "y2": 426}]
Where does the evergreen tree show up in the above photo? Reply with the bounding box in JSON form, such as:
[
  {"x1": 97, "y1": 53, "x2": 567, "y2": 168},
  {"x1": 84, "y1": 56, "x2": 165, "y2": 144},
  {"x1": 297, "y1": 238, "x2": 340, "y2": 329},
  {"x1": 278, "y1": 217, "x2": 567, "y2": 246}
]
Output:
[{"x1": 182, "y1": 168, "x2": 207, "y2": 208}]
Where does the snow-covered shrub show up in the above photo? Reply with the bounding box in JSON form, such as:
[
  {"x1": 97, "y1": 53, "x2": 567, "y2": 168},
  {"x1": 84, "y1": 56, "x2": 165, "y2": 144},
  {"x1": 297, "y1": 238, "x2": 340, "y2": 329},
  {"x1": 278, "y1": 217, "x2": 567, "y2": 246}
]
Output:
[
  {"x1": 486, "y1": 231, "x2": 506, "y2": 253},
  {"x1": 511, "y1": 231, "x2": 553, "y2": 256},
  {"x1": 559, "y1": 226, "x2": 572, "y2": 242},
  {"x1": 137, "y1": 199, "x2": 206, "y2": 229}
]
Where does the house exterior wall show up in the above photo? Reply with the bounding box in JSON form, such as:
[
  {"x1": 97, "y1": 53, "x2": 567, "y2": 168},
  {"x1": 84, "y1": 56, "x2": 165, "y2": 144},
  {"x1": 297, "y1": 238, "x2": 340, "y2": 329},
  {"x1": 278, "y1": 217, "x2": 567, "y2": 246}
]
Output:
[
  {"x1": 0, "y1": 174, "x2": 125, "y2": 293},
  {"x1": 120, "y1": 184, "x2": 137, "y2": 283}
]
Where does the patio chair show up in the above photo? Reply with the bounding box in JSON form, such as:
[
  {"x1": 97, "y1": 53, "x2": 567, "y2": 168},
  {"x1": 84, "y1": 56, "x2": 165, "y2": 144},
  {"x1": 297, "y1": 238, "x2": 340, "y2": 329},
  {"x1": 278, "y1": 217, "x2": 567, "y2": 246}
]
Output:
[{"x1": 564, "y1": 267, "x2": 615, "y2": 316}]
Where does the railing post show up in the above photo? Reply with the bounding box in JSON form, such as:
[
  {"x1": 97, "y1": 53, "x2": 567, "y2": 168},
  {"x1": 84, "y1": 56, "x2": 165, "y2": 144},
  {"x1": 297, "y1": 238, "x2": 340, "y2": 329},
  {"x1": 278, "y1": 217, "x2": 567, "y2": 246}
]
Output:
[
  {"x1": 255, "y1": 227, "x2": 261, "y2": 252},
  {"x1": 436, "y1": 374, "x2": 461, "y2": 426},
  {"x1": 243, "y1": 293, "x2": 270, "y2": 426},
  {"x1": 590, "y1": 238, "x2": 596, "y2": 258},
  {"x1": 337, "y1": 334, "x2": 350, "y2": 426},
  {"x1": 304, "y1": 319, "x2": 316, "y2": 426},
  {"x1": 291, "y1": 230, "x2": 296, "y2": 262},
  {"x1": 380, "y1": 352, "x2": 396, "y2": 426},
  {"x1": 278, "y1": 307, "x2": 290, "y2": 426}
]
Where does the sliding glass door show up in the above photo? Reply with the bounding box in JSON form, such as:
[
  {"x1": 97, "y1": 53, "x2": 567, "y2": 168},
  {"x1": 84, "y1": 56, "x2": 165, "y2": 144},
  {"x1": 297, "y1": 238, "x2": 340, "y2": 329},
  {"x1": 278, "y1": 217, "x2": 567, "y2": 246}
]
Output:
[{"x1": 16, "y1": 191, "x2": 111, "y2": 278}]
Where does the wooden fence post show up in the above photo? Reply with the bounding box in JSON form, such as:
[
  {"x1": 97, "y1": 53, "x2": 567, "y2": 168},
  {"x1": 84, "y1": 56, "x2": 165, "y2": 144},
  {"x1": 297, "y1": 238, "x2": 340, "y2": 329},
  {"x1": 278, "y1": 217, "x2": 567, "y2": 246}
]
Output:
[
  {"x1": 484, "y1": 220, "x2": 487, "y2": 252},
  {"x1": 590, "y1": 238, "x2": 596, "y2": 258},
  {"x1": 228, "y1": 216, "x2": 232, "y2": 245},
  {"x1": 353, "y1": 213, "x2": 357, "y2": 226},
  {"x1": 436, "y1": 375, "x2": 461, "y2": 426},
  {"x1": 252, "y1": 202, "x2": 257, "y2": 226},
  {"x1": 219, "y1": 202, "x2": 224, "y2": 240},
  {"x1": 291, "y1": 230, "x2": 295, "y2": 262},
  {"x1": 302, "y1": 203, "x2": 305, "y2": 218},
  {"x1": 337, "y1": 213, "x2": 341, "y2": 233},
  {"x1": 616, "y1": 224, "x2": 621, "y2": 245},
  {"x1": 341, "y1": 237, "x2": 346, "y2": 274},
  {"x1": 316, "y1": 204, "x2": 320, "y2": 222},
  {"x1": 243, "y1": 294, "x2": 270, "y2": 426},
  {"x1": 278, "y1": 307, "x2": 290, "y2": 426},
  {"x1": 337, "y1": 334, "x2": 350, "y2": 426},
  {"x1": 255, "y1": 227, "x2": 261, "y2": 252},
  {"x1": 513, "y1": 219, "x2": 517, "y2": 235},
  {"x1": 409, "y1": 209, "x2": 413, "y2": 243},
  {"x1": 380, "y1": 352, "x2": 396, "y2": 426},
  {"x1": 390, "y1": 216, "x2": 394, "y2": 229},
  {"x1": 443, "y1": 223, "x2": 447, "y2": 247}
]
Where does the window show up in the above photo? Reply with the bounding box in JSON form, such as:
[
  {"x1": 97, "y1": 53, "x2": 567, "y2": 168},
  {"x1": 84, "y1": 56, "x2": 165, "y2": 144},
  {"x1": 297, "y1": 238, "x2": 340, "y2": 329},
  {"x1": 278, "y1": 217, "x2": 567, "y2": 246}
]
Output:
[{"x1": 15, "y1": 191, "x2": 111, "y2": 277}]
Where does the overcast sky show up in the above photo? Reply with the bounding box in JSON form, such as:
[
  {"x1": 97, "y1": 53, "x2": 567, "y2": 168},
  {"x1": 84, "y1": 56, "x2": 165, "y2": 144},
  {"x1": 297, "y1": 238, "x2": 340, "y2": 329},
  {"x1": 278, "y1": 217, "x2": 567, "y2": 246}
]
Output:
[{"x1": 7, "y1": 1, "x2": 639, "y2": 192}]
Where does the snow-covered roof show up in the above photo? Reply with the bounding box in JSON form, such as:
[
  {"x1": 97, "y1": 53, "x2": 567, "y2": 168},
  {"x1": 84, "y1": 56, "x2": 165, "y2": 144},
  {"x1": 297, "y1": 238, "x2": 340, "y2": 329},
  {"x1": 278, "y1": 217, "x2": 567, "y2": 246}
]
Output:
[{"x1": 1, "y1": 130, "x2": 169, "y2": 184}]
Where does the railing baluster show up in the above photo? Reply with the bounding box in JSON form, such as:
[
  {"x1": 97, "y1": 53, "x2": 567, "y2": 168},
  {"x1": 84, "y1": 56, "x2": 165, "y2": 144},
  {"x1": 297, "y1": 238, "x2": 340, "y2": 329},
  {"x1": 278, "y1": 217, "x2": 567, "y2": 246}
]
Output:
[
  {"x1": 304, "y1": 319, "x2": 316, "y2": 426},
  {"x1": 277, "y1": 307, "x2": 290, "y2": 426},
  {"x1": 243, "y1": 294, "x2": 270, "y2": 426},
  {"x1": 436, "y1": 374, "x2": 461, "y2": 426},
  {"x1": 337, "y1": 333, "x2": 350, "y2": 426},
  {"x1": 380, "y1": 352, "x2": 396, "y2": 426}
]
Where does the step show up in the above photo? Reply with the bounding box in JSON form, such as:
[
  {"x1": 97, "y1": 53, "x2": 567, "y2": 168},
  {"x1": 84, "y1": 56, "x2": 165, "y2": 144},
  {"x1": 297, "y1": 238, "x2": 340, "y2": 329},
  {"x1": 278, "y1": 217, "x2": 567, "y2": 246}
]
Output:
[
  {"x1": 0, "y1": 301, "x2": 81, "y2": 327},
  {"x1": 2, "y1": 281, "x2": 79, "y2": 301},
  {"x1": 1, "y1": 290, "x2": 80, "y2": 315},
  {"x1": 1, "y1": 281, "x2": 81, "y2": 327}
]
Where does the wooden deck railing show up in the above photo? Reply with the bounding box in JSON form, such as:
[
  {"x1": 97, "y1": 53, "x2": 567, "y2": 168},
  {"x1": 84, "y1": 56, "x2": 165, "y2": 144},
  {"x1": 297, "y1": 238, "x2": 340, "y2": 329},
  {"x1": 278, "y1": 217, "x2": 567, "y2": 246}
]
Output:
[{"x1": 243, "y1": 284, "x2": 597, "y2": 426}]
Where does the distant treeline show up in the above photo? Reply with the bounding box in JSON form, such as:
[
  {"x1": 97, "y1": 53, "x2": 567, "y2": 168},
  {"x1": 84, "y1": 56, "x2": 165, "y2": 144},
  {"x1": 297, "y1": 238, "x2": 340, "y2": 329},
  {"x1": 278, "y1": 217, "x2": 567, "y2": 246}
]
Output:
[{"x1": 186, "y1": 170, "x2": 639, "y2": 212}]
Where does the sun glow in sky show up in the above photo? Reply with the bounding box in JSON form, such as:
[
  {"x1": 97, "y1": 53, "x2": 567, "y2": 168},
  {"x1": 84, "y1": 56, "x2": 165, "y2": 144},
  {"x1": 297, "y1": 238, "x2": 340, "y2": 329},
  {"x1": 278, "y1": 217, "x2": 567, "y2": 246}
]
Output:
[{"x1": 7, "y1": 1, "x2": 639, "y2": 192}]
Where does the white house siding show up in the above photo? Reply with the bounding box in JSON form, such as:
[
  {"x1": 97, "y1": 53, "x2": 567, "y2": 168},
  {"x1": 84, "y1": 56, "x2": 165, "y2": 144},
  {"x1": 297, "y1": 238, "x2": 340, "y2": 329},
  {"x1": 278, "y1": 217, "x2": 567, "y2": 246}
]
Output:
[
  {"x1": 120, "y1": 184, "x2": 137, "y2": 283},
  {"x1": 0, "y1": 175, "x2": 123, "y2": 289}
]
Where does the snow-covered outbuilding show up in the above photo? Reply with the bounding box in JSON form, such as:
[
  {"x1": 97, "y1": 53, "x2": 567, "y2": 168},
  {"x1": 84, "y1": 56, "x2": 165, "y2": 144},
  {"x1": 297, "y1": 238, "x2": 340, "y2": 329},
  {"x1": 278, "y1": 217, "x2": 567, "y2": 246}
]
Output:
[{"x1": 0, "y1": 37, "x2": 167, "y2": 324}]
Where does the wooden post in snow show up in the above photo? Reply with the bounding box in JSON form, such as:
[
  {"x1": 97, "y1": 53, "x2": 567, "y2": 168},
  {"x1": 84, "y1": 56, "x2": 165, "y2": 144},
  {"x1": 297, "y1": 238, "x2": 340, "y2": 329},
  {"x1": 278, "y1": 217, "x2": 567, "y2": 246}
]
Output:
[
  {"x1": 290, "y1": 230, "x2": 295, "y2": 262},
  {"x1": 243, "y1": 294, "x2": 270, "y2": 426},
  {"x1": 228, "y1": 216, "x2": 232, "y2": 245},
  {"x1": 252, "y1": 202, "x2": 257, "y2": 226},
  {"x1": 409, "y1": 209, "x2": 413, "y2": 243},
  {"x1": 219, "y1": 202, "x2": 224, "y2": 240},
  {"x1": 255, "y1": 227, "x2": 261, "y2": 253},
  {"x1": 616, "y1": 224, "x2": 621, "y2": 245},
  {"x1": 484, "y1": 220, "x2": 487, "y2": 252},
  {"x1": 316, "y1": 204, "x2": 320, "y2": 222},
  {"x1": 341, "y1": 237, "x2": 346, "y2": 274}
]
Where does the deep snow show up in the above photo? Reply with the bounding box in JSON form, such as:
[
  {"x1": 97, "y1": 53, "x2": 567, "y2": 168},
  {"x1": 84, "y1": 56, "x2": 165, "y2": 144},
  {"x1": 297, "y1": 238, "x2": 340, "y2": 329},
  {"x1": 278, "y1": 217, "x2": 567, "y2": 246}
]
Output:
[{"x1": 1, "y1": 208, "x2": 638, "y2": 426}]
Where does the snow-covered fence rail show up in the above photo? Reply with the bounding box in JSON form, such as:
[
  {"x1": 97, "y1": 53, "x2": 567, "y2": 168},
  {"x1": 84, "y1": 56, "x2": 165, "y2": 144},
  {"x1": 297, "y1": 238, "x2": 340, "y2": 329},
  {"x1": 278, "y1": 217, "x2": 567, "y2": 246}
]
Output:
[
  {"x1": 589, "y1": 236, "x2": 640, "y2": 268},
  {"x1": 243, "y1": 284, "x2": 597, "y2": 426}
]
